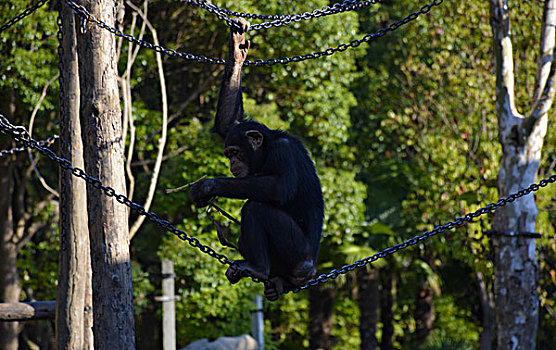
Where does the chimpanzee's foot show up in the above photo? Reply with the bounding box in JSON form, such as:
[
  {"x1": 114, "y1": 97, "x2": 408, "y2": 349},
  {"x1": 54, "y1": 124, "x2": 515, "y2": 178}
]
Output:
[
  {"x1": 264, "y1": 277, "x2": 285, "y2": 301},
  {"x1": 289, "y1": 260, "x2": 316, "y2": 286},
  {"x1": 225, "y1": 264, "x2": 246, "y2": 284},
  {"x1": 226, "y1": 260, "x2": 268, "y2": 284}
]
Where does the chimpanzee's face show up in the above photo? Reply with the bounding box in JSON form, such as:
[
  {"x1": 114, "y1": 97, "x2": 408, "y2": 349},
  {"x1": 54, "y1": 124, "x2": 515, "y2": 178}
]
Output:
[
  {"x1": 224, "y1": 126, "x2": 264, "y2": 178},
  {"x1": 224, "y1": 145, "x2": 250, "y2": 177}
]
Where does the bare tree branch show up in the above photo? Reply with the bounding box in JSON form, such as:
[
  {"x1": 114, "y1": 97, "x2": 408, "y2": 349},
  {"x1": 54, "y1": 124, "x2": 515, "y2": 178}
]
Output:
[
  {"x1": 531, "y1": 0, "x2": 556, "y2": 115},
  {"x1": 14, "y1": 195, "x2": 55, "y2": 251},
  {"x1": 127, "y1": 0, "x2": 168, "y2": 239},
  {"x1": 489, "y1": 0, "x2": 522, "y2": 121},
  {"x1": 131, "y1": 143, "x2": 191, "y2": 167},
  {"x1": 120, "y1": 3, "x2": 146, "y2": 202},
  {"x1": 27, "y1": 75, "x2": 59, "y2": 198}
]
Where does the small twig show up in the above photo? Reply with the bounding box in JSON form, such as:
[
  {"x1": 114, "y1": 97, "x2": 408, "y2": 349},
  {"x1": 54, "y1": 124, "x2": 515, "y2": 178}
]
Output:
[
  {"x1": 165, "y1": 175, "x2": 208, "y2": 194},
  {"x1": 209, "y1": 202, "x2": 241, "y2": 225}
]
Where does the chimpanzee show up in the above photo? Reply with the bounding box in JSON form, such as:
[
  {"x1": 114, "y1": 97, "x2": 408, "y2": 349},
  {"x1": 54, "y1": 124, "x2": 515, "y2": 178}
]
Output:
[{"x1": 190, "y1": 18, "x2": 324, "y2": 301}]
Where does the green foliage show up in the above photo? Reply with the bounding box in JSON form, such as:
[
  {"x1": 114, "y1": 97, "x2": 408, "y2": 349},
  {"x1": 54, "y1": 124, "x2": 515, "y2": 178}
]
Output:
[
  {"x1": 332, "y1": 296, "x2": 361, "y2": 349},
  {"x1": 264, "y1": 292, "x2": 310, "y2": 349},
  {"x1": 3, "y1": 0, "x2": 555, "y2": 348},
  {"x1": 131, "y1": 262, "x2": 155, "y2": 313},
  {"x1": 351, "y1": 0, "x2": 554, "y2": 348},
  {"x1": 0, "y1": 0, "x2": 58, "y2": 113},
  {"x1": 430, "y1": 295, "x2": 480, "y2": 345},
  {"x1": 17, "y1": 202, "x2": 59, "y2": 302},
  {"x1": 420, "y1": 336, "x2": 474, "y2": 350}
]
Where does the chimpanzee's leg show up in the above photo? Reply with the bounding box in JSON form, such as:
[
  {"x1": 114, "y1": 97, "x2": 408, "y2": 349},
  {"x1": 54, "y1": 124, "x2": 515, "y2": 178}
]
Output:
[{"x1": 225, "y1": 201, "x2": 315, "y2": 299}]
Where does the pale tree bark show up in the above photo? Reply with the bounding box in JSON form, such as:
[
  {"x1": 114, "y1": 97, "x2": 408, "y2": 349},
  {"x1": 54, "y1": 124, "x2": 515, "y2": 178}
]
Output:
[
  {"x1": 56, "y1": 3, "x2": 93, "y2": 350},
  {"x1": 77, "y1": 0, "x2": 135, "y2": 348},
  {"x1": 488, "y1": 1, "x2": 555, "y2": 349}
]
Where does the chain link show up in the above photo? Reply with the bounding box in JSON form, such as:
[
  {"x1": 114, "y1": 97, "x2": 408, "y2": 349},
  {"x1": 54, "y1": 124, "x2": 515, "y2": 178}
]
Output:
[
  {"x1": 182, "y1": 0, "x2": 382, "y2": 31},
  {"x1": 0, "y1": 0, "x2": 50, "y2": 34},
  {"x1": 63, "y1": 0, "x2": 443, "y2": 66}
]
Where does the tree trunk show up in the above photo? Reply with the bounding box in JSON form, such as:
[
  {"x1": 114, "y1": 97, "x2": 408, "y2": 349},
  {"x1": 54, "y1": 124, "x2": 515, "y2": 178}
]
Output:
[
  {"x1": 0, "y1": 159, "x2": 21, "y2": 350},
  {"x1": 56, "y1": 3, "x2": 93, "y2": 350},
  {"x1": 309, "y1": 286, "x2": 336, "y2": 350},
  {"x1": 477, "y1": 271, "x2": 495, "y2": 350},
  {"x1": 488, "y1": 1, "x2": 555, "y2": 349},
  {"x1": 414, "y1": 282, "x2": 434, "y2": 347},
  {"x1": 357, "y1": 267, "x2": 379, "y2": 350},
  {"x1": 77, "y1": 0, "x2": 135, "y2": 348},
  {"x1": 379, "y1": 271, "x2": 395, "y2": 350}
]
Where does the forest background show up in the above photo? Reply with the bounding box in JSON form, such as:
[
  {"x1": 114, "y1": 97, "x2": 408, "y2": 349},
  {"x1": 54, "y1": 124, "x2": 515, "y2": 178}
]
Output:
[{"x1": 0, "y1": 0, "x2": 555, "y2": 349}]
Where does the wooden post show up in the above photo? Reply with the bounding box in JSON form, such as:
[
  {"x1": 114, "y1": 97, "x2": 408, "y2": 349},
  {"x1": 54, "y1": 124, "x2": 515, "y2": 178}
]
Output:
[
  {"x1": 156, "y1": 260, "x2": 176, "y2": 350},
  {"x1": 56, "y1": 3, "x2": 92, "y2": 350},
  {"x1": 76, "y1": 0, "x2": 135, "y2": 348},
  {"x1": 251, "y1": 295, "x2": 264, "y2": 350},
  {"x1": 0, "y1": 301, "x2": 56, "y2": 321}
]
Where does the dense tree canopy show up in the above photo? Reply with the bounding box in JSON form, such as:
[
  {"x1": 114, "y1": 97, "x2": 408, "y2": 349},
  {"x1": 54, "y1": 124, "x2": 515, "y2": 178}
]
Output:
[{"x1": 0, "y1": 0, "x2": 554, "y2": 349}]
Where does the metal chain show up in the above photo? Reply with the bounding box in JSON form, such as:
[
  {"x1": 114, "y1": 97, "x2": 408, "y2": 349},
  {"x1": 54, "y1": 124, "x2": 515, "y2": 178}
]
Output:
[
  {"x1": 0, "y1": 135, "x2": 58, "y2": 157},
  {"x1": 0, "y1": 0, "x2": 50, "y2": 34},
  {"x1": 292, "y1": 173, "x2": 556, "y2": 292},
  {"x1": 245, "y1": 0, "x2": 443, "y2": 66},
  {"x1": 2, "y1": 114, "x2": 555, "y2": 293},
  {"x1": 63, "y1": 0, "x2": 443, "y2": 66},
  {"x1": 7, "y1": 0, "x2": 549, "y2": 296},
  {"x1": 0, "y1": 114, "x2": 233, "y2": 267},
  {"x1": 63, "y1": 0, "x2": 225, "y2": 65},
  {"x1": 182, "y1": 0, "x2": 382, "y2": 31}
]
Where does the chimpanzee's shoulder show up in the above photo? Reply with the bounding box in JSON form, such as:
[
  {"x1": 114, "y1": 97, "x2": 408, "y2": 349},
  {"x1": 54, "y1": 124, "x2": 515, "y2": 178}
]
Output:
[{"x1": 271, "y1": 130, "x2": 304, "y2": 147}]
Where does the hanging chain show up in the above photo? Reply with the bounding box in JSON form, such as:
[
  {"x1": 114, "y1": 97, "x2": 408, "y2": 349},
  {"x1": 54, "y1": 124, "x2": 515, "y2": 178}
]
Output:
[
  {"x1": 0, "y1": 135, "x2": 58, "y2": 157},
  {"x1": 4, "y1": 0, "x2": 551, "y2": 295},
  {"x1": 245, "y1": 0, "x2": 443, "y2": 66},
  {"x1": 63, "y1": 0, "x2": 225, "y2": 64},
  {"x1": 3, "y1": 112, "x2": 555, "y2": 294},
  {"x1": 0, "y1": 114, "x2": 233, "y2": 266},
  {"x1": 0, "y1": 0, "x2": 50, "y2": 34},
  {"x1": 293, "y1": 173, "x2": 556, "y2": 292},
  {"x1": 63, "y1": 0, "x2": 443, "y2": 66},
  {"x1": 182, "y1": 0, "x2": 382, "y2": 31}
]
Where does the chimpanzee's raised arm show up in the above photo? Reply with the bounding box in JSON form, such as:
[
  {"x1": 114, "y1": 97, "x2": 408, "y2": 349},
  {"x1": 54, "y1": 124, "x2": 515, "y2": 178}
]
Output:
[{"x1": 212, "y1": 19, "x2": 250, "y2": 140}]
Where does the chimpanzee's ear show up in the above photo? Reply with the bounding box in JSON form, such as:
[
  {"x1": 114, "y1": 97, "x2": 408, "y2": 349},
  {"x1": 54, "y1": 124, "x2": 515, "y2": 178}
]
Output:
[{"x1": 245, "y1": 130, "x2": 264, "y2": 150}]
